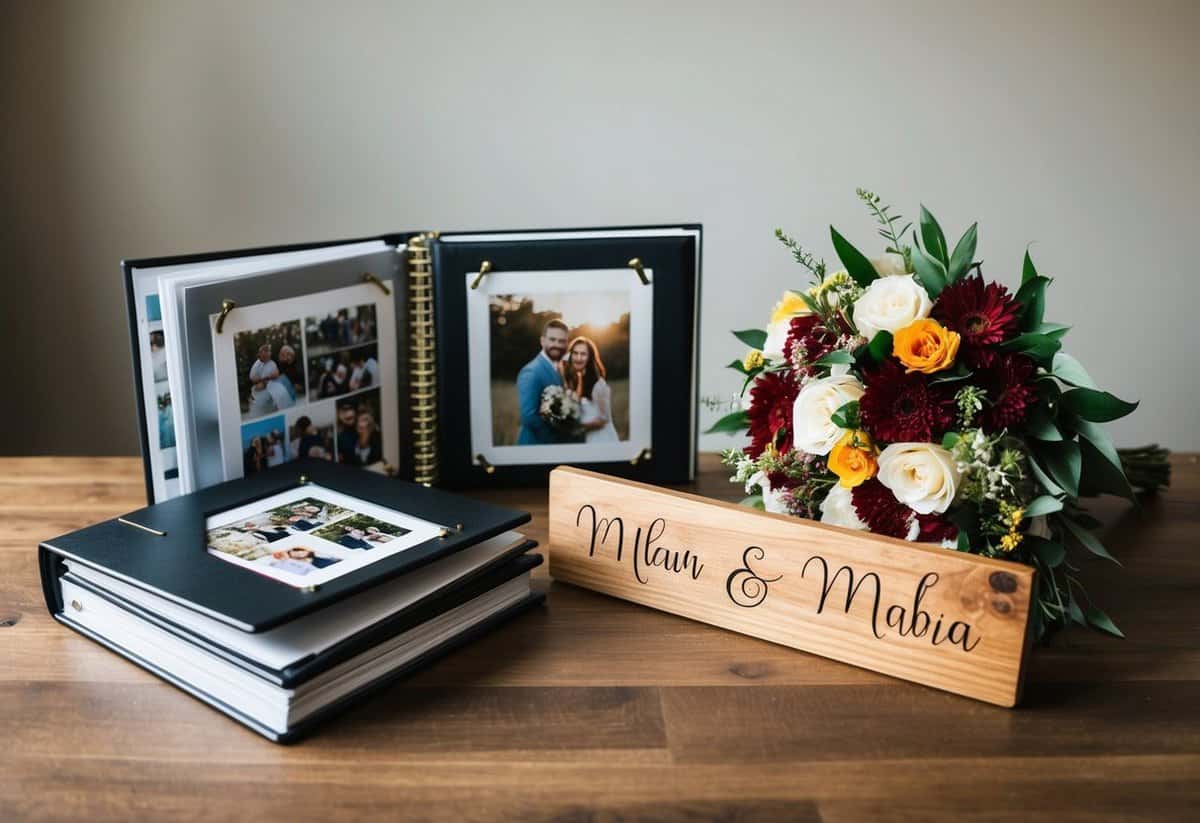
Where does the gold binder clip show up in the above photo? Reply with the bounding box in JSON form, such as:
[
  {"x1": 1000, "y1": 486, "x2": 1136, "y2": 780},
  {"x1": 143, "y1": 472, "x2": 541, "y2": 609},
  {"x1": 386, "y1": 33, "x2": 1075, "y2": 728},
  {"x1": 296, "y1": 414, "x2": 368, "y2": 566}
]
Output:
[
  {"x1": 628, "y1": 257, "x2": 650, "y2": 286},
  {"x1": 474, "y1": 454, "x2": 496, "y2": 474},
  {"x1": 363, "y1": 272, "x2": 391, "y2": 295},
  {"x1": 117, "y1": 517, "x2": 167, "y2": 537},
  {"x1": 437, "y1": 524, "x2": 462, "y2": 539},
  {"x1": 630, "y1": 447, "x2": 653, "y2": 466},
  {"x1": 215, "y1": 299, "x2": 237, "y2": 334},
  {"x1": 470, "y1": 260, "x2": 492, "y2": 290}
]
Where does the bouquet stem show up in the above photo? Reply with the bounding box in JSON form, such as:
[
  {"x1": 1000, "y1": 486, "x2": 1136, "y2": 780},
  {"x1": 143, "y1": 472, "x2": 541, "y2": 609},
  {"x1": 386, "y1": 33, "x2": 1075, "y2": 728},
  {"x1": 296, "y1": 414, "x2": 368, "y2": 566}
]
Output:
[{"x1": 1117, "y1": 445, "x2": 1171, "y2": 494}]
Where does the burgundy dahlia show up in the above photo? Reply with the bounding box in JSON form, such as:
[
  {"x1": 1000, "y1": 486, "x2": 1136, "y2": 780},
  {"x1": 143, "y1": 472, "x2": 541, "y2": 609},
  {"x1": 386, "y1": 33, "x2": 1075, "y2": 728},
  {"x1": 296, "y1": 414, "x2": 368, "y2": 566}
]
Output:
[
  {"x1": 975, "y1": 353, "x2": 1038, "y2": 433},
  {"x1": 915, "y1": 513, "x2": 959, "y2": 544},
  {"x1": 744, "y1": 370, "x2": 799, "y2": 458},
  {"x1": 858, "y1": 360, "x2": 956, "y2": 444},
  {"x1": 932, "y1": 274, "x2": 1022, "y2": 363},
  {"x1": 785, "y1": 314, "x2": 838, "y2": 372},
  {"x1": 852, "y1": 479, "x2": 913, "y2": 540}
]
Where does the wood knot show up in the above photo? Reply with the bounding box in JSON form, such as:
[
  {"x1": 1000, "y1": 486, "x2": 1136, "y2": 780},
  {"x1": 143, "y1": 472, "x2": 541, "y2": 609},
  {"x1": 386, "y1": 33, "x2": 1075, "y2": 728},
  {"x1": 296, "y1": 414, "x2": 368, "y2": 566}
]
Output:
[
  {"x1": 991, "y1": 597, "x2": 1012, "y2": 614},
  {"x1": 989, "y1": 572, "x2": 1018, "y2": 593},
  {"x1": 0, "y1": 611, "x2": 21, "y2": 628},
  {"x1": 728, "y1": 662, "x2": 770, "y2": 680}
]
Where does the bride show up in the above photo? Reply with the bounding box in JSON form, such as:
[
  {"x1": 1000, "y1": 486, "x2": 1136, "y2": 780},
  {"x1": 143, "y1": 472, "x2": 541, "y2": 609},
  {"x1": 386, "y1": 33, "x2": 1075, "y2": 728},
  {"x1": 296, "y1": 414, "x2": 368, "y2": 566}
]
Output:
[{"x1": 565, "y1": 336, "x2": 619, "y2": 443}]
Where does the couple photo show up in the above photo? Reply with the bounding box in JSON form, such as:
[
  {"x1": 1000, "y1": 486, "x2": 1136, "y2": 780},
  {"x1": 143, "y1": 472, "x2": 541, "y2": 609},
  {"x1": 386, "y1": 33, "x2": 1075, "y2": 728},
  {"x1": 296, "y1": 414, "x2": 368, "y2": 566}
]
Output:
[
  {"x1": 516, "y1": 319, "x2": 620, "y2": 445},
  {"x1": 233, "y1": 320, "x2": 306, "y2": 419}
]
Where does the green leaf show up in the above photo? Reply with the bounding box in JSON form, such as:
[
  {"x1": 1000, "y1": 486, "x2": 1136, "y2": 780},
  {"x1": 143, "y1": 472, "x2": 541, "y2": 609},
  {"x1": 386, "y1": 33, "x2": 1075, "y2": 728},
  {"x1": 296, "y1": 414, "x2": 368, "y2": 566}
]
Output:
[
  {"x1": 1060, "y1": 388, "x2": 1139, "y2": 423},
  {"x1": 1051, "y1": 352, "x2": 1098, "y2": 388},
  {"x1": 1024, "y1": 406, "x2": 1063, "y2": 441},
  {"x1": 1028, "y1": 454, "x2": 1065, "y2": 497},
  {"x1": 1035, "y1": 321, "x2": 1071, "y2": 336},
  {"x1": 830, "y1": 400, "x2": 861, "y2": 430},
  {"x1": 1060, "y1": 515, "x2": 1121, "y2": 565},
  {"x1": 1024, "y1": 495, "x2": 1064, "y2": 517},
  {"x1": 956, "y1": 531, "x2": 972, "y2": 553},
  {"x1": 942, "y1": 431, "x2": 960, "y2": 449},
  {"x1": 815, "y1": 350, "x2": 854, "y2": 367},
  {"x1": 726, "y1": 358, "x2": 749, "y2": 375},
  {"x1": 947, "y1": 222, "x2": 978, "y2": 283},
  {"x1": 910, "y1": 245, "x2": 948, "y2": 298},
  {"x1": 1067, "y1": 588, "x2": 1086, "y2": 626},
  {"x1": 1014, "y1": 275, "x2": 1050, "y2": 333},
  {"x1": 706, "y1": 410, "x2": 749, "y2": 435},
  {"x1": 1086, "y1": 606, "x2": 1125, "y2": 638},
  {"x1": 919, "y1": 205, "x2": 948, "y2": 267},
  {"x1": 740, "y1": 494, "x2": 765, "y2": 510},
  {"x1": 855, "y1": 331, "x2": 893, "y2": 369},
  {"x1": 1078, "y1": 435, "x2": 1136, "y2": 501},
  {"x1": 798, "y1": 290, "x2": 823, "y2": 316},
  {"x1": 733, "y1": 328, "x2": 767, "y2": 351},
  {"x1": 1000, "y1": 331, "x2": 1062, "y2": 364},
  {"x1": 830, "y1": 226, "x2": 879, "y2": 288},
  {"x1": 1036, "y1": 440, "x2": 1082, "y2": 498},
  {"x1": 1033, "y1": 538, "x2": 1066, "y2": 568},
  {"x1": 1022, "y1": 249, "x2": 1039, "y2": 285}
]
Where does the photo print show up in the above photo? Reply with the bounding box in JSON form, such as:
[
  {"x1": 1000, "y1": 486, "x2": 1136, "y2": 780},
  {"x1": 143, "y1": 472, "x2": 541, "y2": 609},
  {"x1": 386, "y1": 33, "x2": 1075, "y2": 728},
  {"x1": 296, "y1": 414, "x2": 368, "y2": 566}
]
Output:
[
  {"x1": 204, "y1": 484, "x2": 442, "y2": 588},
  {"x1": 211, "y1": 282, "x2": 399, "y2": 483},
  {"x1": 240, "y1": 414, "x2": 287, "y2": 475},
  {"x1": 467, "y1": 269, "x2": 653, "y2": 467},
  {"x1": 233, "y1": 320, "x2": 305, "y2": 420}
]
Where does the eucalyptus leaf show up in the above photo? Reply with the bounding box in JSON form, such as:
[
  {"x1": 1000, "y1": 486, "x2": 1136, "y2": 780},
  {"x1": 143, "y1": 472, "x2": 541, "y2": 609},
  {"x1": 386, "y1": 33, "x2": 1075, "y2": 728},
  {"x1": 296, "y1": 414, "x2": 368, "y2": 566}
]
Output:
[
  {"x1": 947, "y1": 222, "x2": 978, "y2": 282},
  {"x1": 733, "y1": 328, "x2": 768, "y2": 351},
  {"x1": 1014, "y1": 275, "x2": 1051, "y2": 333},
  {"x1": 919, "y1": 205, "x2": 949, "y2": 266},
  {"x1": 830, "y1": 225, "x2": 880, "y2": 288},
  {"x1": 910, "y1": 245, "x2": 948, "y2": 298},
  {"x1": 1060, "y1": 388, "x2": 1139, "y2": 423},
  {"x1": 1051, "y1": 352, "x2": 1098, "y2": 388},
  {"x1": 815, "y1": 350, "x2": 855, "y2": 366},
  {"x1": 1067, "y1": 587, "x2": 1086, "y2": 626},
  {"x1": 1022, "y1": 249, "x2": 1039, "y2": 285},
  {"x1": 1024, "y1": 495, "x2": 1065, "y2": 517},
  {"x1": 1032, "y1": 538, "x2": 1066, "y2": 568},
  {"x1": 705, "y1": 410, "x2": 749, "y2": 435},
  {"x1": 999, "y1": 331, "x2": 1062, "y2": 363},
  {"x1": 1078, "y1": 435, "x2": 1136, "y2": 501},
  {"x1": 1086, "y1": 606, "x2": 1125, "y2": 638},
  {"x1": 1036, "y1": 440, "x2": 1082, "y2": 498},
  {"x1": 1060, "y1": 515, "x2": 1121, "y2": 565},
  {"x1": 1024, "y1": 406, "x2": 1063, "y2": 441},
  {"x1": 1028, "y1": 454, "x2": 1065, "y2": 497}
]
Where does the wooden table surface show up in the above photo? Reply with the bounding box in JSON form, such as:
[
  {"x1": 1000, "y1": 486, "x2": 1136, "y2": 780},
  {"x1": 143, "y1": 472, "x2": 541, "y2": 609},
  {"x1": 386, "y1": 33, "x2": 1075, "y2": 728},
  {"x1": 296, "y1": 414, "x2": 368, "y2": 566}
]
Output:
[{"x1": 2, "y1": 454, "x2": 1198, "y2": 821}]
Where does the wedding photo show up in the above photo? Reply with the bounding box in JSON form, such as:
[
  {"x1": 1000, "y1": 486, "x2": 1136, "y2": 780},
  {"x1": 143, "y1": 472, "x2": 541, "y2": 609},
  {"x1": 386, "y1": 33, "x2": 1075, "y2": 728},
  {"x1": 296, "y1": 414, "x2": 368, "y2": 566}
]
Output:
[
  {"x1": 312, "y1": 513, "x2": 411, "y2": 549},
  {"x1": 240, "y1": 414, "x2": 287, "y2": 475},
  {"x1": 307, "y1": 342, "x2": 379, "y2": 401},
  {"x1": 488, "y1": 291, "x2": 632, "y2": 447},
  {"x1": 305, "y1": 304, "x2": 377, "y2": 355},
  {"x1": 288, "y1": 404, "x2": 335, "y2": 461},
  {"x1": 336, "y1": 389, "x2": 383, "y2": 468},
  {"x1": 233, "y1": 320, "x2": 305, "y2": 420}
]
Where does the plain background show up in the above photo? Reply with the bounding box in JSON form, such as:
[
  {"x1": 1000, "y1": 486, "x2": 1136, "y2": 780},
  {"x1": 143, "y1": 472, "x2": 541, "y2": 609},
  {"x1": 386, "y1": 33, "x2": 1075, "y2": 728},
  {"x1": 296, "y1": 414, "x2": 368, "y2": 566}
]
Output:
[{"x1": 2, "y1": 0, "x2": 1197, "y2": 458}]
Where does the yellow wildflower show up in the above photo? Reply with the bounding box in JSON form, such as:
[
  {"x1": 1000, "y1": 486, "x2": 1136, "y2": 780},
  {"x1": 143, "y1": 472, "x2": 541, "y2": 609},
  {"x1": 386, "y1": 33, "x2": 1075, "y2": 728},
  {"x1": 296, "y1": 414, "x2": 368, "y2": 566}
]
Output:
[{"x1": 743, "y1": 350, "x2": 764, "y2": 371}]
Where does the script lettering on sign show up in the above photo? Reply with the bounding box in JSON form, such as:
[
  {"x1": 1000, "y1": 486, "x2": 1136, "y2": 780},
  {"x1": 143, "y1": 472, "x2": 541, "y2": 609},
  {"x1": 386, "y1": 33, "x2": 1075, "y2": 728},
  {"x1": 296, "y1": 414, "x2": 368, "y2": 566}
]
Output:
[{"x1": 549, "y1": 467, "x2": 1034, "y2": 707}]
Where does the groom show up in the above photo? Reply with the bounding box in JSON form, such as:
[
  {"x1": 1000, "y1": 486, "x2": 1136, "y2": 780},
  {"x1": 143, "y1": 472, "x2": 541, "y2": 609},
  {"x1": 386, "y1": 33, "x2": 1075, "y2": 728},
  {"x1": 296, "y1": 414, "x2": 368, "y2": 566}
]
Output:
[{"x1": 516, "y1": 318, "x2": 569, "y2": 444}]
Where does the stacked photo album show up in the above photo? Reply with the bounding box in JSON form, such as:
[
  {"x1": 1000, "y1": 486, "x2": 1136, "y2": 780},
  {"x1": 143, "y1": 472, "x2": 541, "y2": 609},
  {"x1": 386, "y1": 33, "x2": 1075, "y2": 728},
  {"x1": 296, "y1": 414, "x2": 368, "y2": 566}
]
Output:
[
  {"x1": 126, "y1": 225, "x2": 701, "y2": 503},
  {"x1": 38, "y1": 459, "x2": 542, "y2": 742}
]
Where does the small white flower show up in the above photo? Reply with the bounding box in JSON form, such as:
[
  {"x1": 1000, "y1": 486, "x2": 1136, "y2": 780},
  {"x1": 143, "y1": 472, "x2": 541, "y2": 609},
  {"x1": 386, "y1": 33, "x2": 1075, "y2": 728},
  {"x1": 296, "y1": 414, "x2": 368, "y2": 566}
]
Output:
[
  {"x1": 871, "y1": 252, "x2": 909, "y2": 277},
  {"x1": 877, "y1": 442, "x2": 963, "y2": 515},
  {"x1": 750, "y1": 471, "x2": 791, "y2": 515},
  {"x1": 851, "y1": 275, "x2": 933, "y2": 340},
  {"x1": 792, "y1": 373, "x2": 866, "y2": 456},
  {"x1": 819, "y1": 485, "x2": 868, "y2": 531}
]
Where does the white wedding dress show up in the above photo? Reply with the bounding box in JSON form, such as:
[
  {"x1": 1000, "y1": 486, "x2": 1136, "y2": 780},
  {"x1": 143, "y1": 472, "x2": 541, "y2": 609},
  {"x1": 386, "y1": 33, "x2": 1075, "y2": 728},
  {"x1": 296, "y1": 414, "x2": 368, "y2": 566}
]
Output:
[{"x1": 580, "y1": 378, "x2": 619, "y2": 443}]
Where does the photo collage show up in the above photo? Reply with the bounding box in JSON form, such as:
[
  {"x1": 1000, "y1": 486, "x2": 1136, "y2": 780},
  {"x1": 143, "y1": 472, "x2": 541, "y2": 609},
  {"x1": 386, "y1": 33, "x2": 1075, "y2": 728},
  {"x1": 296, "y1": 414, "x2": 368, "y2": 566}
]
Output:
[
  {"x1": 145, "y1": 294, "x2": 180, "y2": 496},
  {"x1": 233, "y1": 304, "x2": 385, "y2": 476},
  {"x1": 205, "y1": 489, "x2": 434, "y2": 587}
]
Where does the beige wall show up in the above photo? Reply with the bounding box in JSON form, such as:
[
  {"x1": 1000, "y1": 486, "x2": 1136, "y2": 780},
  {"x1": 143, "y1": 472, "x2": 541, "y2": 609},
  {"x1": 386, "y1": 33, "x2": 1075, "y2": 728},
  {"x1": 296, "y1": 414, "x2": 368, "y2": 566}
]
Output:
[{"x1": 2, "y1": 0, "x2": 1197, "y2": 456}]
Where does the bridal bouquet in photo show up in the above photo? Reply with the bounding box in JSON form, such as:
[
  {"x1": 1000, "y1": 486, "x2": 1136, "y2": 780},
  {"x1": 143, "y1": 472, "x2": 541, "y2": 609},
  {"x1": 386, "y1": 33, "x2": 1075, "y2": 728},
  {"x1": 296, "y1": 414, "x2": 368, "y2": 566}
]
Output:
[
  {"x1": 712, "y1": 189, "x2": 1169, "y2": 640},
  {"x1": 540, "y1": 384, "x2": 582, "y2": 432}
]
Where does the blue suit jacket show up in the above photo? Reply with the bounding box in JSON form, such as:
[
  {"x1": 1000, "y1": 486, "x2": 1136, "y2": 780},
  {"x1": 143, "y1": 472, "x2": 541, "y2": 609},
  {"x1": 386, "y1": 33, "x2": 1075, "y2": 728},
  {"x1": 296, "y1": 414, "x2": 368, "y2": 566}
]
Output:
[{"x1": 516, "y1": 354, "x2": 561, "y2": 445}]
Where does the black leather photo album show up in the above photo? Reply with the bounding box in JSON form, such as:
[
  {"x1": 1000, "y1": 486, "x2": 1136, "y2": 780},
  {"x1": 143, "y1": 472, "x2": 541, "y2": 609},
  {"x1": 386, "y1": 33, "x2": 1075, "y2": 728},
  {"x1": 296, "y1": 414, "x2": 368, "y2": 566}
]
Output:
[
  {"x1": 125, "y1": 225, "x2": 702, "y2": 504},
  {"x1": 38, "y1": 459, "x2": 543, "y2": 742}
]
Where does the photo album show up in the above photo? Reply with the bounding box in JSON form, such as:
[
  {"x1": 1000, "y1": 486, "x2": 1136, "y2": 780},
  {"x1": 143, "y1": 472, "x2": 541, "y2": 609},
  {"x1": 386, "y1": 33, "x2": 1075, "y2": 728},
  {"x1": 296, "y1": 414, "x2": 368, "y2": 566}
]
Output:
[
  {"x1": 39, "y1": 459, "x2": 543, "y2": 742},
  {"x1": 125, "y1": 226, "x2": 702, "y2": 503}
]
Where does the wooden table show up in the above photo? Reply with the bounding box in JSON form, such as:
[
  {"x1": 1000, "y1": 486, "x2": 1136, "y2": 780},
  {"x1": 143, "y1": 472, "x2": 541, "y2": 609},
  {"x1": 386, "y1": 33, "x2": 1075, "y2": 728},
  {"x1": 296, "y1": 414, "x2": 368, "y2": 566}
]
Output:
[{"x1": 2, "y1": 455, "x2": 1198, "y2": 821}]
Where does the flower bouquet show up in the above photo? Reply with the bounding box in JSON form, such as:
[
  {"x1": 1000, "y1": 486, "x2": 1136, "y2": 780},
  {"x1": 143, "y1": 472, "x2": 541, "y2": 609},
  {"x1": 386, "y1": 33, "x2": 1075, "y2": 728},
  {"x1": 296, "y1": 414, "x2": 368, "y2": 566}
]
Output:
[
  {"x1": 540, "y1": 384, "x2": 582, "y2": 434},
  {"x1": 712, "y1": 189, "x2": 1169, "y2": 640}
]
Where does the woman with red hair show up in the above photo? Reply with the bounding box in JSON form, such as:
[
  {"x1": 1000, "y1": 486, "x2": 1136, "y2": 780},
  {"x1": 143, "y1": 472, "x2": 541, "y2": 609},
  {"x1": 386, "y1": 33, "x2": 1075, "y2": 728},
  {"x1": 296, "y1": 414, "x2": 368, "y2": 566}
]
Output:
[{"x1": 564, "y1": 336, "x2": 618, "y2": 443}]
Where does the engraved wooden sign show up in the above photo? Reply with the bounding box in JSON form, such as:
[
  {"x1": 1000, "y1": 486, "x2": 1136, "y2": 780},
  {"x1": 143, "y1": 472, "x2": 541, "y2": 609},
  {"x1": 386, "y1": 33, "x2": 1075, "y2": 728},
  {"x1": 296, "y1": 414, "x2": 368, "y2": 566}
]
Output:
[{"x1": 548, "y1": 467, "x2": 1035, "y2": 707}]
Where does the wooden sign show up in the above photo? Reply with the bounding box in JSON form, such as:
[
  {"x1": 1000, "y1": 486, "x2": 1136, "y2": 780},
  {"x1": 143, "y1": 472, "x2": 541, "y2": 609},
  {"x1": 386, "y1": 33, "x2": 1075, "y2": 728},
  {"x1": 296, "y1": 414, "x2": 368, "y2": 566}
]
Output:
[{"x1": 548, "y1": 467, "x2": 1035, "y2": 707}]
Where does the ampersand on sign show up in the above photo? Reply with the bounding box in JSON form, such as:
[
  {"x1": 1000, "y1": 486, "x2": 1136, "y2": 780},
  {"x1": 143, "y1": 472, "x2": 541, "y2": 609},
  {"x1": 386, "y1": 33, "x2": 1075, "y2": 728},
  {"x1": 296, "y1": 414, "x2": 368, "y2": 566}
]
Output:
[{"x1": 725, "y1": 546, "x2": 782, "y2": 608}]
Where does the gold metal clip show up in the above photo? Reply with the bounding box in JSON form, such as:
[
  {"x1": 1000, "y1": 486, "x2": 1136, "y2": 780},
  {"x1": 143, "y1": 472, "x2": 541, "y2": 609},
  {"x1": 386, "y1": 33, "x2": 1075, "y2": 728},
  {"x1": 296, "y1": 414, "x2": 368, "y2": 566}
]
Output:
[
  {"x1": 363, "y1": 272, "x2": 391, "y2": 295},
  {"x1": 470, "y1": 260, "x2": 493, "y2": 290},
  {"x1": 117, "y1": 517, "x2": 167, "y2": 537},
  {"x1": 474, "y1": 454, "x2": 496, "y2": 474},
  {"x1": 628, "y1": 257, "x2": 650, "y2": 286},
  {"x1": 215, "y1": 299, "x2": 237, "y2": 334},
  {"x1": 630, "y1": 447, "x2": 654, "y2": 466}
]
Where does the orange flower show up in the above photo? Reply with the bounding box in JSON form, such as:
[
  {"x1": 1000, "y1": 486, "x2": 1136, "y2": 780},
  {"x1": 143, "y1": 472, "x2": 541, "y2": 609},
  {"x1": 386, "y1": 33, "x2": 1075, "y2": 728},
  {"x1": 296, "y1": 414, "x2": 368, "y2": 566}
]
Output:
[
  {"x1": 893, "y1": 318, "x2": 961, "y2": 374},
  {"x1": 829, "y1": 430, "x2": 878, "y2": 489}
]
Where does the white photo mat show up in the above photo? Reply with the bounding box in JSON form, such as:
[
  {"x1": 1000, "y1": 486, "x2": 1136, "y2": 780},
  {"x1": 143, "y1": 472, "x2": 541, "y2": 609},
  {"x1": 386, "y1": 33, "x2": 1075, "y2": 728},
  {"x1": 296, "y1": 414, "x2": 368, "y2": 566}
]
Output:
[
  {"x1": 466, "y1": 268, "x2": 653, "y2": 466},
  {"x1": 210, "y1": 281, "x2": 399, "y2": 481},
  {"x1": 204, "y1": 484, "x2": 443, "y2": 588}
]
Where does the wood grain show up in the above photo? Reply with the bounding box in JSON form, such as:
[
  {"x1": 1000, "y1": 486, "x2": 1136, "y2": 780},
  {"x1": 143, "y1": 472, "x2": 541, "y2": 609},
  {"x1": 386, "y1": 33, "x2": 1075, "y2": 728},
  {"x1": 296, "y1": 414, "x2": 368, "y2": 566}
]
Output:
[
  {"x1": 549, "y1": 466, "x2": 1033, "y2": 706},
  {"x1": 1, "y1": 453, "x2": 1198, "y2": 821}
]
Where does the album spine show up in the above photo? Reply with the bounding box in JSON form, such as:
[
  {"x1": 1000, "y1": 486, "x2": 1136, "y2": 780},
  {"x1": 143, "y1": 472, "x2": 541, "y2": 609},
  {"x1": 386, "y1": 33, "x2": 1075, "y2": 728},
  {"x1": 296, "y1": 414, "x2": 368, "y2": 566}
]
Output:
[{"x1": 407, "y1": 233, "x2": 439, "y2": 484}]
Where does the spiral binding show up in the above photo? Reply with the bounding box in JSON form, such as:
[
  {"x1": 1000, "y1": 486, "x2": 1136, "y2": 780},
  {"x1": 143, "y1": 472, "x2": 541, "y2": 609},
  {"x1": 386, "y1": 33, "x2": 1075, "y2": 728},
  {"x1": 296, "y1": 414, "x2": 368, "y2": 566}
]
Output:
[{"x1": 407, "y1": 233, "x2": 439, "y2": 484}]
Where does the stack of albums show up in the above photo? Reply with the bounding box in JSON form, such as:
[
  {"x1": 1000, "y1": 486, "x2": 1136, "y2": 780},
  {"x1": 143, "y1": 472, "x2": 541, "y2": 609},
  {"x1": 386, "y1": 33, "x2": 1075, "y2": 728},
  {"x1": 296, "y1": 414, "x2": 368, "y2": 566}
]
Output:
[
  {"x1": 39, "y1": 460, "x2": 542, "y2": 742},
  {"x1": 126, "y1": 225, "x2": 701, "y2": 503}
]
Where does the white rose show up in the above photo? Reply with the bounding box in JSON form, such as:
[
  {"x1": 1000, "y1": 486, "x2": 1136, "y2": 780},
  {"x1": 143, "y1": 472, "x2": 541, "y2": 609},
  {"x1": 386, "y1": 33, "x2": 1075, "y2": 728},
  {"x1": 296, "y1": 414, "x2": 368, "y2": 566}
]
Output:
[
  {"x1": 871, "y1": 252, "x2": 909, "y2": 277},
  {"x1": 792, "y1": 373, "x2": 865, "y2": 456},
  {"x1": 819, "y1": 485, "x2": 867, "y2": 531},
  {"x1": 852, "y1": 275, "x2": 932, "y2": 341},
  {"x1": 762, "y1": 292, "x2": 812, "y2": 361},
  {"x1": 877, "y1": 442, "x2": 962, "y2": 515},
  {"x1": 748, "y1": 471, "x2": 791, "y2": 515}
]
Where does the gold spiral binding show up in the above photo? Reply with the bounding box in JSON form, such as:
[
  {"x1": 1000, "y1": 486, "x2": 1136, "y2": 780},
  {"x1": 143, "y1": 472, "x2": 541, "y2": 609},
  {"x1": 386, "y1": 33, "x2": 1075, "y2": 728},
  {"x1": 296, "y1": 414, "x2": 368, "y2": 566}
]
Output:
[{"x1": 408, "y1": 233, "x2": 440, "y2": 484}]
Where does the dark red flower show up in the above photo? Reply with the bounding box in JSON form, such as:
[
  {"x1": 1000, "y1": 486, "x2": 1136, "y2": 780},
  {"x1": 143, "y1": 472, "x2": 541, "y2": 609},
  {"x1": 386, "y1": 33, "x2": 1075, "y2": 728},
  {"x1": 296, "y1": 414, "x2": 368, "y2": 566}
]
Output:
[
  {"x1": 975, "y1": 353, "x2": 1038, "y2": 432},
  {"x1": 915, "y1": 513, "x2": 958, "y2": 544},
  {"x1": 744, "y1": 370, "x2": 799, "y2": 458},
  {"x1": 785, "y1": 314, "x2": 842, "y2": 372},
  {"x1": 933, "y1": 274, "x2": 1022, "y2": 363},
  {"x1": 859, "y1": 360, "x2": 956, "y2": 444},
  {"x1": 852, "y1": 479, "x2": 913, "y2": 539}
]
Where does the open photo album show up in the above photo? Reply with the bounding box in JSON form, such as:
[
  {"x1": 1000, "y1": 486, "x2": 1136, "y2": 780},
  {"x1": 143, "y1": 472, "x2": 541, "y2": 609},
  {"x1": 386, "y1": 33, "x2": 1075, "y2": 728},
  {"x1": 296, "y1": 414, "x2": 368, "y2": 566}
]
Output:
[{"x1": 125, "y1": 226, "x2": 702, "y2": 503}]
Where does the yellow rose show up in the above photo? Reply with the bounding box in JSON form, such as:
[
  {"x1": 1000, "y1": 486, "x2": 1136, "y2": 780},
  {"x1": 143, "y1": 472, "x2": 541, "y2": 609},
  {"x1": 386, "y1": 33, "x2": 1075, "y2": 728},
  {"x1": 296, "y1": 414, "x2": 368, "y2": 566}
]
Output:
[
  {"x1": 828, "y1": 430, "x2": 878, "y2": 489},
  {"x1": 770, "y1": 291, "x2": 810, "y2": 325},
  {"x1": 743, "y1": 350, "x2": 764, "y2": 371},
  {"x1": 893, "y1": 318, "x2": 961, "y2": 374}
]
